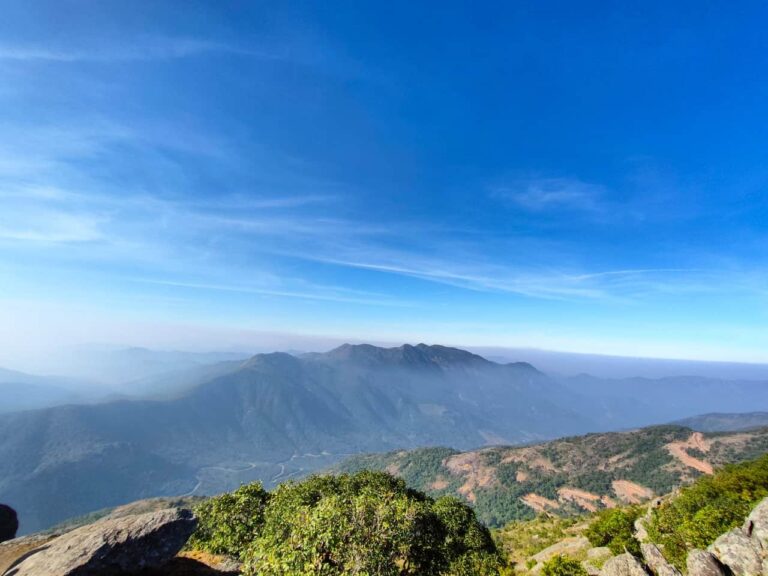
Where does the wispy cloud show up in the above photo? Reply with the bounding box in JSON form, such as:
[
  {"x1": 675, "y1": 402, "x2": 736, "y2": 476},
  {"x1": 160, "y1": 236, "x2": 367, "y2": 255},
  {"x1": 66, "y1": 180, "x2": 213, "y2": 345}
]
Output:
[
  {"x1": 0, "y1": 107, "x2": 756, "y2": 311},
  {"x1": 0, "y1": 208, "x2": 105, "y2": 243},
  {"x1": 305, "y1": 256, "x2": 609, "y2": 301},
  {"x1": 0, "y1": 179, "x2": 739, "y2": 304},
  {"x1": 128, "y1": 278, "x2": 415, "y2": 308},
  {"x1": 491, "y1": 177, "x2": 605, "y2": 212},
  {"x1": 0, "y1": 37, "x2": 276, "y2": 63}
]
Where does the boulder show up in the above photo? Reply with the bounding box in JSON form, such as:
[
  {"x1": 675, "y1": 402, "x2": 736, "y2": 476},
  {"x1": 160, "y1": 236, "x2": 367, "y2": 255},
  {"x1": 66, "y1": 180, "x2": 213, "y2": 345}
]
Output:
[
  {"x1": 583, "y1": 547, "x2": 613, "y2": 575},
  {"x1": 600, "y1": 553, "x2": 649, "y2": 576},
  {"x1": 686, "y1": 550, "x2": 729, "y2": 576},
  {"x1": 532, "y1": 536, "x2": 592, "y2": 564},
  {"x1": 707, "y1": 529, "x2": 762, "y2": 576},
  {"x1": 640, "y1": 543, "x2": 680, "y2": 576},
  {"x1": 587, "y1": 547, "x2": 613, "y2": 562},
  {"x1": 0, "y1": 534, "x2": 57, "y2": 575},
  {"x1": 583, "y1": 562, "x2": 601, "y2": 576},
  {"x1": 744, "y1": 496, "x2": 768, "y2": 548},
  {"x1": 4, "y1": 508, "x2": 196, "y2": 576},
  {"x1": 0, "y1": 506, "x2": 17, "y2": 544}
]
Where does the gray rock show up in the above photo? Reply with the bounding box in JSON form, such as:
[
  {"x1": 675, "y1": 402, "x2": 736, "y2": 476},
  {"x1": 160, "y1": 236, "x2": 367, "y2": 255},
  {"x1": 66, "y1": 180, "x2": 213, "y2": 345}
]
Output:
[
  {"x1": 635, "y1": 517, "x2": 649, "y2": 543},
  {"x1": 532, "y1": 536, "x2": 591, "y2": 563},
  {"x1": 641, "y1": 543, "x2": 681, "y2": 576},
  {"x1": 0, "y1": 534, "x2": 57, "y2": 575},
  {"x1": 744, "y1": 496, "x2": 768, "y2": 548},
  {"x1": 600, "y1": 553, "x2": 649, "y2": 576},
  {"x1": 587, "y1": 547, "x2": 613, "y2": 561},
  {"x1": 686, "y1": 550, "x2": 729, "y2": 576},
  {"x1": 4, "y1": 508, "x2": 196, "y2": 576},
  {"x1": 583, "y1": 561, "x2": 601, "y2": 576},
  {"x1": 0, "y1": 506, "x2": 17, "y2": 544},
  {"x1": 583, "y1": 547, "x2": 613, "y2": 576},
  {"x1": 707, "y1": 529, "x2": 762, "y2": 576}
]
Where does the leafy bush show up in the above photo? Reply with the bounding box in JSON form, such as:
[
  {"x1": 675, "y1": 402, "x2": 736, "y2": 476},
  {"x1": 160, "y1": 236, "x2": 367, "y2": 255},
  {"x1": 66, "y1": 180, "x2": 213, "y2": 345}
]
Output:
[
  {"x1": 647, "y1": 453, "x2": 768, "y2": 570},
  {"x1": 190, "y1": 470, "x2": 508, "y2": 575},
  {"x1": 585, "y1": 506, "x2": 641, "y2": 556},
  {"x1": 187, "y1": 482, "x2": 269, "y2": 557},
  {"x1": 540, "y1": 555, "x2": 588, "y2": 576}
]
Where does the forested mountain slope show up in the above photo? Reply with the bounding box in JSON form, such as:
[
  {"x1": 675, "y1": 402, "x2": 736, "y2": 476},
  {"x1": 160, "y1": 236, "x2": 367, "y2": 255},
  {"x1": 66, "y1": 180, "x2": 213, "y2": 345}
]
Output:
[{"x1": 338, "y1": 425, "x2": 768, "y2": 526}]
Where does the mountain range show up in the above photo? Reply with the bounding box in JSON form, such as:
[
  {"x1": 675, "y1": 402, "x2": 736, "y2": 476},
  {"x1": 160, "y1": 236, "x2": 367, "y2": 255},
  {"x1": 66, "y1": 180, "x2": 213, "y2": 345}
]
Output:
[
  {"x1": 0, "y1": 367, "x2": 92, "y2": 413},
  {"x1": 2, "y1": 343, "x2": 768, "y2": 534}
]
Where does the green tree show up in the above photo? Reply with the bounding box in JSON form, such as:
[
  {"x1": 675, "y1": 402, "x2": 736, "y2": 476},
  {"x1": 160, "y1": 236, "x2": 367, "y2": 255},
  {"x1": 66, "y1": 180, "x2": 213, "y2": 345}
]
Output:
[
  {"x1": 585, "y1": 506, "x2": 641, "y2": 556},
  {"x1": 433, "y1": 496, "x2": 507, "y2": 575},
  {"x1": 541, "y1": 555, "x2": 588, "y2": 576}
]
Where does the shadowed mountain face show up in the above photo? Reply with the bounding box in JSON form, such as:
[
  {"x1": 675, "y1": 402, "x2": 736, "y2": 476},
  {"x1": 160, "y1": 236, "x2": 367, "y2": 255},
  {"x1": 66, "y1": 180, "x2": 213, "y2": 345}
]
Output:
[
  {"x1": 1, "y1": 343, "x2": 768, "y2": 534},
  {"x1": 673, "y1": 412, "x2": 768, "y2": 432}
]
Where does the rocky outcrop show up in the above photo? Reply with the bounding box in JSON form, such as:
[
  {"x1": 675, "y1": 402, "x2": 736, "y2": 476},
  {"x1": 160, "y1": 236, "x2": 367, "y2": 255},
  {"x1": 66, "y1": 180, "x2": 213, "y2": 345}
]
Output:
[
  {"x1": 0, "y1": 535, "x2": 57, "y2": 575},
  {"x1": 744, "y1": 496, "x2": 768, "y2": 548},
  {"x1": 641, "y1": 543, "x2": 681, "y2": 576},
  {"x1": 686, "y1": 550, "x2": 729, "y2": 576},
  {"x1": 600, "y1": 553, "x2": 650, "y2": 576},
  {"x1": 707, "y1": 529, "x2": 762, "y2": 576},
  {"x1": 629, "y1": 497, "x2": 768, "y2": 576},
  {"x1": 583, "y1": 547, "x2": 613, "y2": 575},
  {"x1": 0, "y1": 506, "x2": 17, "y2": 544},
  {"x1": 532, "y1": 536, "x2": 592, "y2": 565},
  {"x1": 4, "y1": 508, "x2": 196, "y2": 576}
]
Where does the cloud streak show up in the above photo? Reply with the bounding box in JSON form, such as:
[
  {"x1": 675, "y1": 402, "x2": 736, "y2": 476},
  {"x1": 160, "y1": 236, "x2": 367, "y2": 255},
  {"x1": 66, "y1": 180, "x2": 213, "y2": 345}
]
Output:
[
  {"x1": 128, "y1": 277, "x2": 416, "y2": 308},
  {"x1": 491, "y1": 177, "x2": 606, "y2": 212},
  {"x1": 0, "y1": 37, "x2": 277, "y2": 63}
]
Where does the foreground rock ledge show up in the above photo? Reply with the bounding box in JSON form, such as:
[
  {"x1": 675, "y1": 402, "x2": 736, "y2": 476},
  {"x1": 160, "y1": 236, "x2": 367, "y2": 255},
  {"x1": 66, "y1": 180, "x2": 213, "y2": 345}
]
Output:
[{"x1": 3, "y1": 508, "x2": 197, "y2": 576}]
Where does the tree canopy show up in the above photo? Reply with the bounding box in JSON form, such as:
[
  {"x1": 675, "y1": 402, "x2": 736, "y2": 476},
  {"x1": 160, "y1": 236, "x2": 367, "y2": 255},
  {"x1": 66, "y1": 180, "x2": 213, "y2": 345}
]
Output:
[{"x1": 190, "y1": 470, "x2": 509, "y2": 575}]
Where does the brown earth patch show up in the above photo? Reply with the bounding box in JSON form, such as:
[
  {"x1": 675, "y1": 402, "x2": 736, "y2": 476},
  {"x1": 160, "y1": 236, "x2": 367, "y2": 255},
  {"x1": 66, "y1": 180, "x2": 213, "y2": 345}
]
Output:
[
  {"x1": 430, "y1": 477, "x2": 449, "y2": 490},
  {"x1": 445, "y1": 451, "x2": 498, "y2": 502},
  {"x1": 665, "y1": 432, "x2": 714, "y2": 475},
  {"x1": 598, "y1": 450, "x2": 634, "y2": 471},
  {"x1": 558, "y1": 487, "x2": 601, "y2": 512},
  {"x1": 521, "y1": 493, "x2": 560, "y2": 513},
  {"x1": 501, "y1": 448, "x2": 557, "y2": 472},
  {"x1": 516, "y1": 470, "x2": 529, "y2": 482},
  {"x1": 612, "y1": 480, "x2": 653, "y2": 503},
  {"x1": 601, "y1": 495, "x2": 617, "y2": 508}
]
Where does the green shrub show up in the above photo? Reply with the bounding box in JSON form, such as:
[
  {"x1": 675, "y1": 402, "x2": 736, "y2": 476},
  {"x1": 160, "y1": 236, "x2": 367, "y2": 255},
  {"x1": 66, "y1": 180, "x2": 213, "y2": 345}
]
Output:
[
  {"x1": 187, "y1": 482, "x2": 270, "y2": 557},
  {"x1": 541, "y1": 555, "x2": 588, "y2": 576},
  {"x1": 585, "y1": 506, "x2": 641, "y2": 556},
  {"x1": 189, "y1": 470, "x2": 508, "y2": 575},
  {"x1": 647, "y1": 453, "x2": 768, "y2": 570}
]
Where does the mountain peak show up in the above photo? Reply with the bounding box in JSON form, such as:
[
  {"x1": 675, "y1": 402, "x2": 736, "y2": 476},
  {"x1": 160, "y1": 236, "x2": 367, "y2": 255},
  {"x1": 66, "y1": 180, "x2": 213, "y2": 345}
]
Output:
[{"x1": 324, "y1": 343, "x2": 490, "y2": 368}]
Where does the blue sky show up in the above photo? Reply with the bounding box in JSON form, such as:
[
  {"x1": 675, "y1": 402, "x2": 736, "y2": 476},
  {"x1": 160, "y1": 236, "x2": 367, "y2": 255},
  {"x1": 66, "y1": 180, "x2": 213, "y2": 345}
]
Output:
[{"x1": 1, "y1": 0, "x2": 767, "y2": 365}]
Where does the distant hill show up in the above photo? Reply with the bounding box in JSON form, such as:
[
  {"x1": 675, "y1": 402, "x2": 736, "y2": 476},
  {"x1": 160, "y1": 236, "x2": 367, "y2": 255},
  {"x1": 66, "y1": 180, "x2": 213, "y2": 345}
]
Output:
[
  {"x1": 0, "y1": 367, "x2": 92, "y2": 413},
  {"x1": 2, "y1": 343, "x2": 768, "y2": 534},
  {"x1": 50, "y1": 347, "x2": 250, "y2": 388},
  {"x1": 337, "y1": 424, "x2": 768, "y2": 527},
  {"x1": 673, "y1": 411, "x2": 768, "y2": 432}
]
